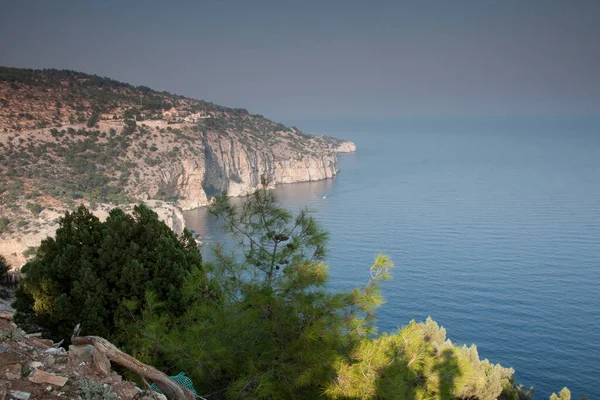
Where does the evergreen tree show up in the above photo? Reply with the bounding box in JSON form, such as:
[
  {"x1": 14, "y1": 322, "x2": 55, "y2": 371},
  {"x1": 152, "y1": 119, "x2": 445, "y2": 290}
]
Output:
[
  {"x1": 13, "y1": 204, "x2": 202, "y2": 353},
  {"x1": 142, "y1": 181, "x2": 393, "y2": 399},
  {"x1": 0, "y1": 255, "x2": 9, "y2": 281},
  {"x1": 326, "y1": 318, "x2": 527, "y2": 400}
]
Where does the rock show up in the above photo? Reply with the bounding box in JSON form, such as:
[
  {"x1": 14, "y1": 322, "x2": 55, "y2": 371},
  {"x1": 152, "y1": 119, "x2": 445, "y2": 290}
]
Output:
[
  {"x1": 43, "y1": 347, "x2": 66, "y2": 355},
  {"x1": 101, "y1": 374, "x2": 122, "y2": 384},
  {"x1": 0, "y1": 380, "x2": 9, "y2": 399},
  {"x1": 92, "y1": 349, "x2": 111, "y2": 378},
  {"x1": 137, "y1": 392, "x2": 167, "y2": 400},
  {"x1": 120, "y1": 385, "x2": 140, "y2": 399},
  {"x1": 28, "y1": 369, "x2": 68, "y2": 387},
  {"x1": 0, "y1": 311, "x2": 13, "y2": 321},
  {"x1": 0, "y1": 345, "x2": 8, "y2": 353},
  {"x1": 43, "y1": 355, "x2": 55, "y2": 366},
  {"x1": 68, "y1": 344, "x2": 94, "y2": 364},
  {"x1": 30, "y1": 338, "x2": 53, "y2": 348},
  {"x1": 28, "y1": 361, "x2": 43, "y2": 369},
  {"x1": 9, "y1": 390, "x2": 30, "y2": 400},
  {"x1": 4, "y1": 363, "x2": 21, "y2": 380}
]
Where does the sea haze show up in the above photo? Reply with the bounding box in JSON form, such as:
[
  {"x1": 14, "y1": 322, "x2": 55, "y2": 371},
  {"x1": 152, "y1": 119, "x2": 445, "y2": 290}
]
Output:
[{"x1": 183, "y1": 120, "x2": 600, "y2": 399}]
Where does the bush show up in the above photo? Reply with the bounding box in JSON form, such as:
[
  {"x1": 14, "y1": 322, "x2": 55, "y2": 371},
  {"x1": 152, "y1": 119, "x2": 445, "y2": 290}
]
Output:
[
  {"x1": 25, "y1": 202, "x2": 42, "y2": 215},
  {"x1": 77, "y1": 379, "x2": 117, "y2": 400},
  {"x1": 0, "y1": 217, "x2": 9, "y2": 233},
  {"x1": 13, "y1": 204, "x2": 202, "y2": 352},
  {"x1": 86, "y1": 112, "x2": 99, "y2": 128},
  {"x1": 0, "y1": 255, "x2": 9, "y2": 281},
  {"x1": 326, "y1": 318, "x2": 520, "y2": 399}
]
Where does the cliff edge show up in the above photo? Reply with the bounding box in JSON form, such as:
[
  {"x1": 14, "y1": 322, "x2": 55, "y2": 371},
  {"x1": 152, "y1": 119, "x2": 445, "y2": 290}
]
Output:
[{"x1": 0, "y1": 67, "x2": 354, "y2": 268}]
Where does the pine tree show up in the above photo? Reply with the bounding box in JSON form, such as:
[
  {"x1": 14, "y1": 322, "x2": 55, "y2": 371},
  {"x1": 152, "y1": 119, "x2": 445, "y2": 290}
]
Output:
[
  {"x1": 0, "y1": 255, "x2": 9, "y2": 282},
  {"x1": 141, "y1": 181, "x2": 393, "y2": 399},
  {"x1": 325, "y1": 318, "x2": 528, "y2": 400}
]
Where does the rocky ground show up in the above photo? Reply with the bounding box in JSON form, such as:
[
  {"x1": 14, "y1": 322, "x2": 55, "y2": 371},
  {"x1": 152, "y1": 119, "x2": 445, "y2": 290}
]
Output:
[{"x1": 0, "y1": 301, "x2": 168, "y2": 400}]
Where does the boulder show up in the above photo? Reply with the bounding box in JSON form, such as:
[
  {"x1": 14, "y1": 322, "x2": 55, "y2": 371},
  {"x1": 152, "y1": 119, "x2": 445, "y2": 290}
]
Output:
[
  {"x1": 28, "y1": 361, "x2": 43, "y2": 369},
  {"x1": 92, "y1": 349, "x2": 111, "y2": 378},
  {"x1": 9, "y1": 390, "x2": 31, "y2": 400},
  {"x1": 68, "y1": 344, "x2": 94, "y2": 364},
  {"x1": 4, "y1": 363, "x2": 21, "y2": 380},
  {"x1": 28, "y1": 369, "x2": 68, "y2": 387}
]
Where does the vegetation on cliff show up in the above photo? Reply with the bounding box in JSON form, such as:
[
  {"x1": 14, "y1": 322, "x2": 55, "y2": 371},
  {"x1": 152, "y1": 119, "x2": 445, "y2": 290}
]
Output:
[
  {"x1": 0, "y1": 67, "x2": 351, "y2": 249},
  {"x1": 12, "y1": 184, "x2": 576, "y2": 399}
]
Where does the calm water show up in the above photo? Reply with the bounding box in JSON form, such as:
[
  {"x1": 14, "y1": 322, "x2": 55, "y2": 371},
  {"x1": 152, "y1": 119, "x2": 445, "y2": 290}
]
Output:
[{"x1": 184, "y1": 124, "x2": 600, "y2": 398}]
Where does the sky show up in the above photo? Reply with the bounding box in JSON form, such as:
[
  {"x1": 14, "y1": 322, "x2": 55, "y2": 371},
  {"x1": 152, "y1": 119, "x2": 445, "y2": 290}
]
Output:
[{"x1": 1, "y1": 0, "x2": 599, "y2": 126}]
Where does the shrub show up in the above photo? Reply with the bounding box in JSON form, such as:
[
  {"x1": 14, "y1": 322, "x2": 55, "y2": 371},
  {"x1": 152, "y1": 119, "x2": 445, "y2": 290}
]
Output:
[
  {"x1": 13, "y1": 204, "x2": 202, "y2": 352},
  {"x1": 86, "y1": 112, "x2": 99, "y2": 128},
  {"x1": 0, "y1": 255, "x2": 9, "y2": 281},
  {"x1": 0, "y1": 217, "x2": 9, "y2": 233},
  {"x1": 77, "y1": 379, "x2": 118, "y2": 400},
  {"x1": 25, "y1": 202, "x2": 42, "y2": 215}
]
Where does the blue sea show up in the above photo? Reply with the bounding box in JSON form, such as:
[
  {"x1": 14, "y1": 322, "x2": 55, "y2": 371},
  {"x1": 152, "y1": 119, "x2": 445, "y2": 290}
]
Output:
[{"x1": 183, "y1": 121, "x2": 600, "y2": 399}]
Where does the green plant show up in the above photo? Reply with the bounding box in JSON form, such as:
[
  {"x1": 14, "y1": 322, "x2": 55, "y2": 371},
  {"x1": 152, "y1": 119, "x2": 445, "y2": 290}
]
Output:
[
  {"x1": 77, "y1": 378, "x2": 118, "y2": 400},
  {"x1": 25, "y1": 202, "x2": 42, "y2": 215},
  {"x1": 0, "y1": 217, "x2": 9, "y2": 233},
  {"x1": 87, "y1": 112, "x2": 99, "y2": 128},
  {"x1": 0, "y1": 255, "x2": 9, "y2": 281},
  {"x1": 142, "y1": 181, "x2": 393, "y2": 399},
  {"x1": 22, "y1": 247, "x2": 38, "y2": 258},
  {"x1": 13, "y1": 204, "x2": 202, "y2": 353},
  {"x1": 0, "y1": 326, "x2": 22, "y2": 341}
]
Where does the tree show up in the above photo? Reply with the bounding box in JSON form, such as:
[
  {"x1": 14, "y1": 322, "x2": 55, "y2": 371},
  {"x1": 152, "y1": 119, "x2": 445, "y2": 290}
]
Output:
[
  {"x1": 550, "y1": 387, "x2": 571, "y2": 400},
  {"x1": 13, "y1": 204, "x2": 202, "y2": 353},
  {"x1": 0, "y1": 255, "x2": 9, "y2": 282},
  {"x1": 325, "y1": 318, "x2": 524, "y2": 400},
  {"x1": 141, "y1": 180, "x2": 393, "y2": 399},
  {"x1": 0, "y1": 217, "x2": 9, "y2": 233},
  {"x1": 86, "y1": 112, "x2": 99, "y2": 128}
]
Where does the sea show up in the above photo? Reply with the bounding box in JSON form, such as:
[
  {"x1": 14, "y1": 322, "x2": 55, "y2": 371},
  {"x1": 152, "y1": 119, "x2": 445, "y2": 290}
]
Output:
[{"x1": 183, "y1": 120, "x2": 600, "y2": 399}]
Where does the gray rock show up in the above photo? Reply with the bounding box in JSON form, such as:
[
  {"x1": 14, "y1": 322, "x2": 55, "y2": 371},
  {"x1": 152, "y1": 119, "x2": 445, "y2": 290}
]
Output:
[
  {"x1": 9, "y1": 390, "x2": 31, "y2": 400},
  {"x1": 68, "y1": 344, "x2": 94, "y2": 364}
]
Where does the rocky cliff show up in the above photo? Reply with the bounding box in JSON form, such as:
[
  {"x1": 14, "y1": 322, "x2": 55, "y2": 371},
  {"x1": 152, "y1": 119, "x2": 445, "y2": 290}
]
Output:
[
  {"x1": 0, "y1": 67, "x2": 355, "y2": 267},
  {"x1": 142, "y1": 130, "x2": 343, "y2": 210}
]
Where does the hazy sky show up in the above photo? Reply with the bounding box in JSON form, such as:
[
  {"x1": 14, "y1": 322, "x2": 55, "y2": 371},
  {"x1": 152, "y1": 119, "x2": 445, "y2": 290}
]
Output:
[{"x1": 1, "y1": 0, "x2": 599, "y2": 124}]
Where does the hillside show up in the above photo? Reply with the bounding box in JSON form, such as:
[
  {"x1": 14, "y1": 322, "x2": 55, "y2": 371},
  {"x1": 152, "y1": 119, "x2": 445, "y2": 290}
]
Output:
[{"x1": 0, "y1": 67, "x2": 355, "y2": 267}]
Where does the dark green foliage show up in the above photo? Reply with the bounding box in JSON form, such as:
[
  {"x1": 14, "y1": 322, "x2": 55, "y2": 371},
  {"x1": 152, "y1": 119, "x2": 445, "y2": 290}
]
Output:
[
  {"x1": 86, "y1": 112, "x2": 99, "y2": 128},
  {"x1": 22, "y1": 246, "x2": 38, "y2": 258},
  {"x1": 0, "y1": 217, "x2": 9, "y2": 233},
  {"x1": 0, "y1": 255, "x2": 9, "y2": 282},
  {"x1": 25, "y1": 202, "x2": 42, "y2": 215},
  {"x1": 142, "y1": 182, "x2": 393, "y2": 399},
  {"x1": 13, "y1": 204, "x2": 202, "y2": 353},
  {"x1": 123, "y1": 118, "x2": 136, "y2": 135}
]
